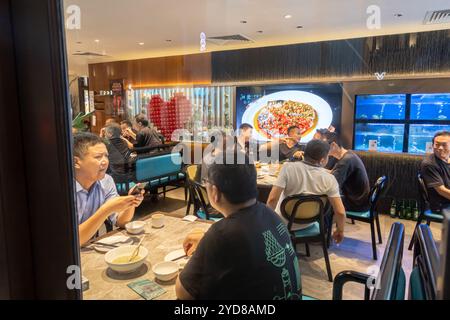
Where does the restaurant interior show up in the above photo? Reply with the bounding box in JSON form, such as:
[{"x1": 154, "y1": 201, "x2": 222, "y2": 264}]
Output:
[{"x1": 1, "y1": 0, "x2": 450, "y2": 302}]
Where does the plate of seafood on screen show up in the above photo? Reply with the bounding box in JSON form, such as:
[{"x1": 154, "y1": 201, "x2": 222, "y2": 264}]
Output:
[{"x1": 241, "y1": 91, "x2": 333, "y2": 142}]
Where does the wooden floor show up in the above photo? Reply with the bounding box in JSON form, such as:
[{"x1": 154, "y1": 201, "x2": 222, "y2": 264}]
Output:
[{"x1": 135, "y1": 188, "x2": 442, "y2": 300}]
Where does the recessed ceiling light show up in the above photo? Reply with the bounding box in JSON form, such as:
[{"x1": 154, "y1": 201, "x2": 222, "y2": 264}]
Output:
[
  {"x1": 257, "y1": 30, "x2": 263, "y2": 33},
  {"x1": 94, "y1": 39, "x2": 100, "y2": 43},
  {"x1": 166, "y1": 39, "x2": 172, "y2": 42},
  {"x1": 284, "y1": 14, "x2": 292, "y2": 19},
  {"x1": 139, "y1": 42, "x2": 145, "y2": 46},
  {"x1": 76, "y1": 41, "x2": 82, "y2": 44},
  {"x1": 296, "y1": 25, "x2": 303, "y2": 29},
  {"x1": 240, "y1": 20, "x2": 247, "y2": 24},
  {"x1": 394, "y1": 13, "x2": 403, "y2": 17}
]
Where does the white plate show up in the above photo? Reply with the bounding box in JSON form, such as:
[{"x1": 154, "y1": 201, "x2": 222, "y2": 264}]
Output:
[
  {"x1": 93, "y1": 235, "x2": 133, "y2": 253},
  {"x1": 241, "y1": 90, "x2": 333, "y2": 142},
  {"x1": 164, "y1": 249, "x2": 189, "y2": 269}
]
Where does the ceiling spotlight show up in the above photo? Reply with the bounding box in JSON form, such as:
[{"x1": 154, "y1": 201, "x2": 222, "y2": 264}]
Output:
[
  {"x1": 166, "y1": 39, "x2": 172, "y2": 42},
  {"x1": 240, "y1": 20, "x2": 247, "y2": 24},
  {"x1": 284, "y1": 14, "x2": 292, "y2": 19},
  {"x1": 296, "y1": 25, "x2": 303, "y2": 29},
  {"x1": 76, "y1": 41, "x2": 82, "y2": 44},
  {"x1": 394, "y1": 13, "x2": 403, "y2": 17},
  {"x1": 94, "y1": 39, "x2": 100, "y2": 43},
  {"x1": 257, "y1": 30, "x2": 263, "y2": 33},
  {"x1": 139, "y1": 42, "x2": 145, "y2": 46}
]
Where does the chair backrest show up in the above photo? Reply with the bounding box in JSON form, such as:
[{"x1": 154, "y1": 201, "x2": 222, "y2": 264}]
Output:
[
  {"x1": 186, "y1": 165, "x2": 198, "y2": 182},
  {"x1": 369, "y1": 176, "x2": 387, "y2": 210},
  {"x1": 371, "y1": 222, "x2": 405, "y2": 300},
  {"x1": 411, "y1": 224, "x2": 440, "y2": 300},
  {"x1": 280, "y1": 194, "x2": 327, "y2": 232},
  {"x1": 135, "y1": 152, "x2": 182, "y2": 181},
  {"x1": 417, "y1": 172, "x2": 430, "y2": 211}
]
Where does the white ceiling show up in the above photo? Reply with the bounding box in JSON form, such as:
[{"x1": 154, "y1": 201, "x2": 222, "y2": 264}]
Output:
[{"x1": 64, "y1": 0, "x2": 450, "y2": 75}]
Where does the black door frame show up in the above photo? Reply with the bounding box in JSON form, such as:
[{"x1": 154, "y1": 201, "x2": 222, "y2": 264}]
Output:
[{"x1": 0, "y1": 0, "x2": 80, "y2": 299}]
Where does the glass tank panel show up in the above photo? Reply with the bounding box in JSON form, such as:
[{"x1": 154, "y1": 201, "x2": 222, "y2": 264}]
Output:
[
  {"x1": 408, "y1": 124, "x2": 450, "y2": 154},
  {"x1": 354, "y1": 123, "x2": 405, "y2": 153},
  {"x1": 355, "y1": 94, "x2": 406, "y2": 120},
  {"x1": 410, "y1": 93, "x2": 450, "y2": 121}
]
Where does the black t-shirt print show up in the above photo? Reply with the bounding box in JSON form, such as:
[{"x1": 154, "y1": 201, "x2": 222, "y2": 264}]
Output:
[
  {"x1": 179, "y1": 202, "x2": 302, "y2": 300},
  {"x1": 420, "y1": 154, "x2": 450, "y2": 212},
  {"x1": 332, "y1": 151, "x2": 370, "y2": 212}
]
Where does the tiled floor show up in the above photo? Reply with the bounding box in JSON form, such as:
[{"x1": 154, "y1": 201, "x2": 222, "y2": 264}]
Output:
[{"x1": 135, "y1": 188, "x2": 442, "y2": 300}]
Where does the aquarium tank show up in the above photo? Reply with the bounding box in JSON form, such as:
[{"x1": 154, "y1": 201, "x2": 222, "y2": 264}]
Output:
[{"x1": 354, "y1": 93, "x2": 450, "y2": 154}]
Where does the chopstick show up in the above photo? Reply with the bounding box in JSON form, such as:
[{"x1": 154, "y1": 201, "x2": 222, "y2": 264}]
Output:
[
  {"x1": 128, "y1": 235, "x2": 146, "y2": 262},
  {"x1": 172, "y1": 254, "x2": 188, "y2": 261}
]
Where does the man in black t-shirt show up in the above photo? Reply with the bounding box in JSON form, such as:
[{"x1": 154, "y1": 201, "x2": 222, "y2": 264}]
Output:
[
  {"x1": 420, "y1": 131, "x2": 450, "y2": 212},
  {"x1": 122, "y1": 115, "x2": 162, "y2": 151},
  {"x1": 325, "y1": 132, "x2": 370, "y2": 212},
  {"x1": 176, "y1": 152, "x2": 302, "y2": 300},
  {"x1": 278, "y1": 126, "x2": 304, "y2": 162}
]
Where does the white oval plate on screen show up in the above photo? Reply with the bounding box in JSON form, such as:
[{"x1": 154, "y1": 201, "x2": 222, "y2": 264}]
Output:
[{"x1": 241, "y1": 90, "x2": 333, "y2": 142}]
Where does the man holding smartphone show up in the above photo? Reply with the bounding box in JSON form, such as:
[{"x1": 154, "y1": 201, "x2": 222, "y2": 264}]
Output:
[{"x1": 73, "y1": 132, "x2": 145, "y2": 245}]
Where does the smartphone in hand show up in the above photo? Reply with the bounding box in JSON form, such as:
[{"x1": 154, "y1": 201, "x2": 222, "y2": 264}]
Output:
[{"x1": 130, "y1": 182, "x2": 148, "y2": 195}]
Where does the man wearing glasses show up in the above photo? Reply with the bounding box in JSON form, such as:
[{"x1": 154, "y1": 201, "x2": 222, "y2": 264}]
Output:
[{"x1": 420, "y1": 131, "x2": 450, "y2": 212}]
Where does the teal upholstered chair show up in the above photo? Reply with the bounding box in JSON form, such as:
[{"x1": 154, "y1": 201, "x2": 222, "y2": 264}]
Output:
[
  {"x1": 280, "y1": 194, "x2": 333, "y2": 282},
  {"x1": 135, "y1": 152, "x2": 185, "y2": 197},
  {"x1": 407, "y1": 173, "x2": 443, "y2": 250},
  {"x1": 333, "y1": 222, "x2": 406, "y2": 300},
  {"x1": 346, "y1": 176, "x2": 387, "y2": 260}
]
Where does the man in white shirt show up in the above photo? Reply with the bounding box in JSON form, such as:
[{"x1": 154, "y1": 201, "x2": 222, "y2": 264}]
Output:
[{"x1": 267, "y1": 139, "x2": 345, "y2": 243}]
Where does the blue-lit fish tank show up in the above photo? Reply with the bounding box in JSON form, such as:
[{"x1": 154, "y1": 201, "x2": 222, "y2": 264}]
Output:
[
  {"x1": 410, "y1": 93, "x2": 450, "y2": 121},
  {"x1": 354, "y1": 93, "x2": 450, "y2": 154},
  {"x1": 354, "y1": 123, "x2": 405, "y2": 153},
  {"x1": 355, "y1": 94, "x2": 406, "y2": 120},
  {"x1": 409, "y1": 124, "x2": 450, "y2": 154}
]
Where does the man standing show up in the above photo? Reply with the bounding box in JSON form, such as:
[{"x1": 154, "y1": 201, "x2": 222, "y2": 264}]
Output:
[
  {"x1": 324, "y1": 131, "x2": 370, "y2": 212},
  {"x1": 236, "y1": 123, "x2": 254, "y2": 157},
  {"x1": 420, "y1": 131, "x2": 450, "y2": 212},
  {"x1": 73, "y1": 132, "x2": 144, "y2": 245}
]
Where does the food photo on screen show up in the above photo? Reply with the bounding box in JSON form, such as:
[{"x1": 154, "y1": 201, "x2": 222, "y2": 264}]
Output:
[{"x1": 236, "y1": 84, "x2": 342, "y2": 143}]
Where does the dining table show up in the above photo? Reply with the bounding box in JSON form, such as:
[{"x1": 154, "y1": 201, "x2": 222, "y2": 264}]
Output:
[
  {"x1": 80, "y1": 212, "x2": 213, "y2": 300},
  {"x1": 256, "y1": 162, "x2": 283, "y2": 203}
]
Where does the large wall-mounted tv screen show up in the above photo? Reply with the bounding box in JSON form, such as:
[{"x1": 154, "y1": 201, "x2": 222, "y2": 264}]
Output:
[{"x1": 236, "y1": 84, "x2": 342, "y2": 142}]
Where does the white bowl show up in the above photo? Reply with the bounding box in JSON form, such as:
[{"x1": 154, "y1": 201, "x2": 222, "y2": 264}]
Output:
[
  {"x1": 125, "y1": 221, "x2": 146, "y2": 234},
  {"x1": 105, "y1": 245, "x2": 148, "y2": 274},
  {"x1": 152, "y1": 261, "x2": 179, "y2": 281}
]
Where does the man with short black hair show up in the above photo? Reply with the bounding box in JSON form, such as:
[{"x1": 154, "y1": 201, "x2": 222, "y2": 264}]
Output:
[
  {"x1": 267, "y1": 139, "x2": 345, "y2": 239},
  {"x1": 236, "y1": 123, "x2": 253, "y2": 156},
  {"x1": 73, "y1": 132, "x2": 144, "y2": 245},
  {"x1": 420, "y1": 131, "x2": 450, "y2": 212},
  {"x1": 120, "y1": 119, "x2": 138, "y2": 144},
  {"x1": 104, "y1": 124, "x2": 135, "y2": 175},
  {"x1": 176, "y1": 152, "x2": 302, "y2": 300},
  {"x1": 325, "y1": 131, "x2": 370, "y2": 212},
  {"x1": 313, "y1": 128, "x2": 337, "y2": 169},
  {"x1": 122, "y1": 114, "x2": 161, "y2": 150},
  {"x1": 278, "y1": 126, "x2": 304, "y2": 161}
]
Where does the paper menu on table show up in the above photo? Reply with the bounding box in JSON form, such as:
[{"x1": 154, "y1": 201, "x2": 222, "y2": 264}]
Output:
[
  {"x1": 182, "y1": 215, "x2": 198, "y2": 222},
  {"x1": 368, "y1": 140, "x2": 378, "y2": 151}
]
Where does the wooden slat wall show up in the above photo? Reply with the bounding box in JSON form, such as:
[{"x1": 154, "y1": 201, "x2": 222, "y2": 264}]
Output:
[{"x1": 89, "y1": 53, "x2": 212, "y2": 91}]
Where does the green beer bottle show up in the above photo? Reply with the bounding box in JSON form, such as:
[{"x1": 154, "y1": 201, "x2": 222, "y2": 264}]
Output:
[
  {"x1": 413, "y1": 200, "x2": 419, "y2": 221},
  {"x1": 390, "y1": 199, "x2": 397, "y2": 218},
  {"x1": 406, "y1": 200, "x2": 412, "y2": 220},
  {"x1": 399, "y1": 200, "x2": 405, "y2": 219}
]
